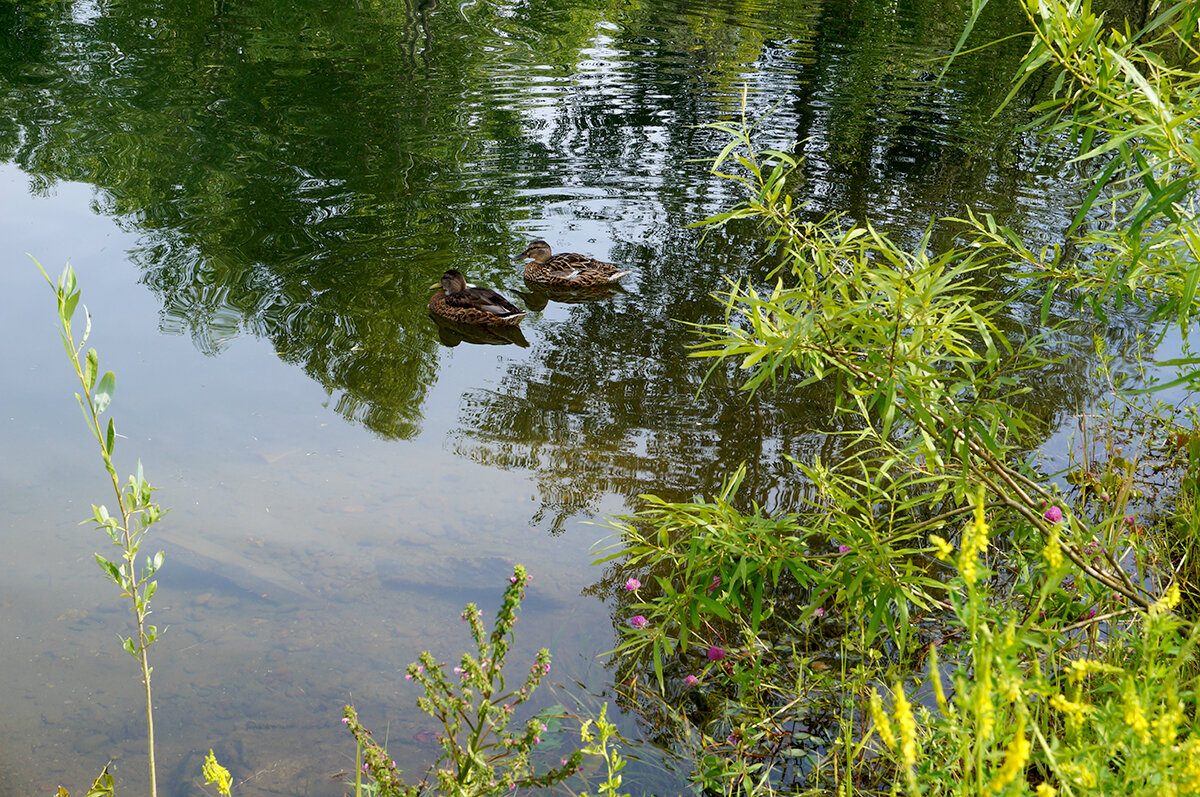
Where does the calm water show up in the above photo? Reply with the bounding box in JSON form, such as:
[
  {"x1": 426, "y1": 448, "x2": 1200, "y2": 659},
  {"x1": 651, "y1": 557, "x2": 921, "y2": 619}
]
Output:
[{"x1": 0, "y1": 0, "x2": 1141, "y2": 793}]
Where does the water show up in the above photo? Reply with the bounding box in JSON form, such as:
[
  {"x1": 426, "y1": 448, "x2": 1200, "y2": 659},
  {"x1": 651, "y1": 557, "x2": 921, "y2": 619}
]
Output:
[{"x1": 0, "y1": 0, "x2": 1137, "y2": 793}]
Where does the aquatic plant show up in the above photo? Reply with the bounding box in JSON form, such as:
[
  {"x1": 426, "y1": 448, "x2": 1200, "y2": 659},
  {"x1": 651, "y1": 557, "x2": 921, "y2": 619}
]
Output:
[
  {"x1": 342, "y1": 565, "x2": 594, "y2": 796},
  {"x1": 39, "y1": 260, "x2": 166, "y2": 797}
]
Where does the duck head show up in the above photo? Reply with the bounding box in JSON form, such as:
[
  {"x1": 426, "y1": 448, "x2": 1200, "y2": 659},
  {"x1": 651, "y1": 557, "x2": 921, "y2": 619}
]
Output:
[
  {"x1": 515, "y1": 241, "x2": 552, "y2": 264},
  {"x1": 440, "y1": 269, "x2": 469, "y2": 294}
]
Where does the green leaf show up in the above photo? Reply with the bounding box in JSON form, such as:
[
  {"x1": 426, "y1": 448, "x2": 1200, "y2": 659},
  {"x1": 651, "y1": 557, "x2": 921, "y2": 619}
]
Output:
[
  {"x1": 63, "y1": 289, "x2": 81, "y2": 327},
  {"x1": 83, "y1": 348, "x2": 99, "y2": 391},
  {"x1": 94, "y1": 371, "x2": 115, "y2": 414},
  {"x1": 652, "y1": 638, "x2": 665, "y2": 691},
  {"x1": 105, "y1": 418, "x2": 115, "y2": 456},
  {"x1": 84, "y1": 765, "x2": 114, "y2": 797},
  {"x1": 1039, "y1": 284, "x2": 1057, "y2": 326},
  {"x1": 1066, "y1": 155, "x2": 1123, "y2": 235},
  {"x1": 694, "y1": 595, "x2": 732, "y2": 621},
  {"x1": 94, "y1": 554, "x2": 122, "y2": 584}
]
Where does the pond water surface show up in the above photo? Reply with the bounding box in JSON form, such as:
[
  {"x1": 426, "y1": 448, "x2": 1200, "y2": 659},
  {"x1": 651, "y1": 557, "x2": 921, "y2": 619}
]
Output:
[{"x1": 0, "y1": 0, "x2": 1143, "y2": 793}]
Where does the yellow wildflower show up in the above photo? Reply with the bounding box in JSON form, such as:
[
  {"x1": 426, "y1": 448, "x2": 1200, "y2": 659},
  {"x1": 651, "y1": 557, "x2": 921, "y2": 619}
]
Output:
[
  {"x1": 930, "y1": 534, "x2": 954, "y2": 561},
  {"x1": 203, "y1": 750, "x2": 232, "y2": 797},
  {"x1": 1122, "y1": 678, "x2": 1150, "y2": 745},
  {"x1": 975, "y1": 681, "x2": 995, "y2": 741},
  {"x1": 988, "y1": 713, "x2": 1029, "y2": 794},
  {"x1": 1154, "y1": 703, "x2": 1183, "y2": 746},
  {"x1": 1150, "y1": 582, "x2": 1181, "y2": 616},
  {"x1": 1068, "y1": 658, "x2": 1115, "y2": 682},
  {"x1": 957, "y1": 491, "x2": 992, "y2": 587},
  {"x1": 972, "y1": 492, "x2": 990, "y2": 546},
  {"x1": 869, "y1": 689, "x2": 896, "y2": 750},
  {"x1": 1042, "y1": 531, "x2": 1063, "y2": 569},
  {"x1": 1049, "y1": 693, "x2": 1087, "y2": 714},
  {"x1": 1050, "y1": 693, "x2": 1092, "y2": 736},
  {"x1": 1180, "y1": 738, "x2": 1200, "y2": 792},
  {"x1": 1062, "y1": 761, "x2": 1097, "y2": 789},
  {"x1": 1035, "y1": 784, "x2": 1057, "y2": 797},
  {"x1": 893, "y1": 682, "x2": 919, "y2": 769}
]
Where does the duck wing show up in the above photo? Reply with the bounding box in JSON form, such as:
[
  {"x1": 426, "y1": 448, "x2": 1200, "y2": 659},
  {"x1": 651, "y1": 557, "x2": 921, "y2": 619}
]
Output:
[
  {"x1": 549, "y1": 252, "x2": 602, "y2": 269},
  {"x1": 447, "y1": 285, "x2": 524, "y2": 317},
  {"x1": 545, "y1": 252, "x2": 629, "y2": 282}
]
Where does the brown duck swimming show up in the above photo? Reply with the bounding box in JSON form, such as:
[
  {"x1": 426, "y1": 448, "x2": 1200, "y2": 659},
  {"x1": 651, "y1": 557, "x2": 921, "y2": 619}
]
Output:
[
  {"x1": 515, "y1": 241, "x2": 631, "y2": 288},
  {"x1": 428, "y1": 269, "x2": 527, "y2": 327}
]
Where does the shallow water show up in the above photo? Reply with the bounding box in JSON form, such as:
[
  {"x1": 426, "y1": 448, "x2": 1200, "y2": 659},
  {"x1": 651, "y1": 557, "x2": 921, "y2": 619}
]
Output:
[{"x1": 0, "y1": 0, "x2": 1155, "y2": 793}]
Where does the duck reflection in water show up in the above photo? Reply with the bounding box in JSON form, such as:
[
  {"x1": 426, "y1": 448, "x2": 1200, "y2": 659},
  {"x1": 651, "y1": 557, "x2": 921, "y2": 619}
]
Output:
[
  {"x1": 429, "y1": 314, "x2": 529, "y2": 348},
  {"x1": 428, "y1": 269, "x2": 527, "y2": 327},
  {"x1": 515, "y1": 281, "x2": 626, "y2": 312}
]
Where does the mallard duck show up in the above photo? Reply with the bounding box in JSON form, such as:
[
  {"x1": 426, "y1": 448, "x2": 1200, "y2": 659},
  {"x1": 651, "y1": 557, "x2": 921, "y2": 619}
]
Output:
[
  {"x1": 428, "y1": 269, "x2": 527, "y2": 327},
  {"x1": 515, "y1": 241, "x2": 631, "y2": 288}
]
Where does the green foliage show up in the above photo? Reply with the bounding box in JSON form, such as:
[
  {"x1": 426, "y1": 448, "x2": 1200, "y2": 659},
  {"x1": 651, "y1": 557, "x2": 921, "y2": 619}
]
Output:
[
  {"x1": 600, "y1": 1, "x2": 1200, "y2": 793},
  {"x1": 868, "y1": 493, "x2": 1200, "y2": 797},
  {"x1": 53, "y1": 765, "x2": 114, "y2": 797},
  {"x1": 979, "y1": 0, "x2": 1200, "y2": 337},
  {"x1": 342, "y1": 566, "x2": 585, "y2": 796},
  {"x1": 597, "y1": 465, "x2": 819, "y2": 688},
  {"x1": 577, "y1": 704, "x2": 631, "y2": 797}
]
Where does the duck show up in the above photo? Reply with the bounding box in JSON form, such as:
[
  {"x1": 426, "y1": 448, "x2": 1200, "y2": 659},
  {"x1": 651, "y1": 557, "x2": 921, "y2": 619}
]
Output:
[
  {"x1": 515, "y1": 241, "x2": 631, "y2": 288},
  {"x1": 428, "y1": 269, "x2": 527, "y2": 327}
]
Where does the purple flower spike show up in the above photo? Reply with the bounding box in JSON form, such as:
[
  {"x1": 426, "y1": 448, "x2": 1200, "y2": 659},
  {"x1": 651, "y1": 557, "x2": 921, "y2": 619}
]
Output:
[
  {"x1": 838, "y1": 544, "x2": 851, "y2": 554},
  {"x1": 625, "y1": 577, "x2": 642, "y2": 591},
  {"x1": 813, "y1": 607, "x2": 826, "y2": 618},
  {"x1": 707, "y1": 646, "x2": 727, "y2": 662},
  {"x1": 628, "y1": 615, "x2": 649, "y2": 629},
  {"x1": 684, "y1": 674, "x2": 700, "y2": 686},
  {"x1": 1044, "y1": 506, "x2": 1063, "y2": 523}
]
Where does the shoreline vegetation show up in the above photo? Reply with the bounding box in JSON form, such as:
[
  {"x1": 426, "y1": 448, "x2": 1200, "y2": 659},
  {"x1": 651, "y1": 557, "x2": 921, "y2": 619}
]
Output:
[{"x1": 40, "y1": 0, "x2": 1199, "y2": 794}]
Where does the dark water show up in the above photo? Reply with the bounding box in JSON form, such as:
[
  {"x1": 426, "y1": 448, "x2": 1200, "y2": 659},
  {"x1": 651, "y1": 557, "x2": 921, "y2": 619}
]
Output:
[{"x1": 0, "y1": 0, "x2": 1127, "y2": 793}]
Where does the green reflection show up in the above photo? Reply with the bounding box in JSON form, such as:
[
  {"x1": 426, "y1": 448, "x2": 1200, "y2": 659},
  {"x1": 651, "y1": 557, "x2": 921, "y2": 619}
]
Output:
[{"x1": 0, "y1": 0, "x2": 1091, "y2": 481}]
